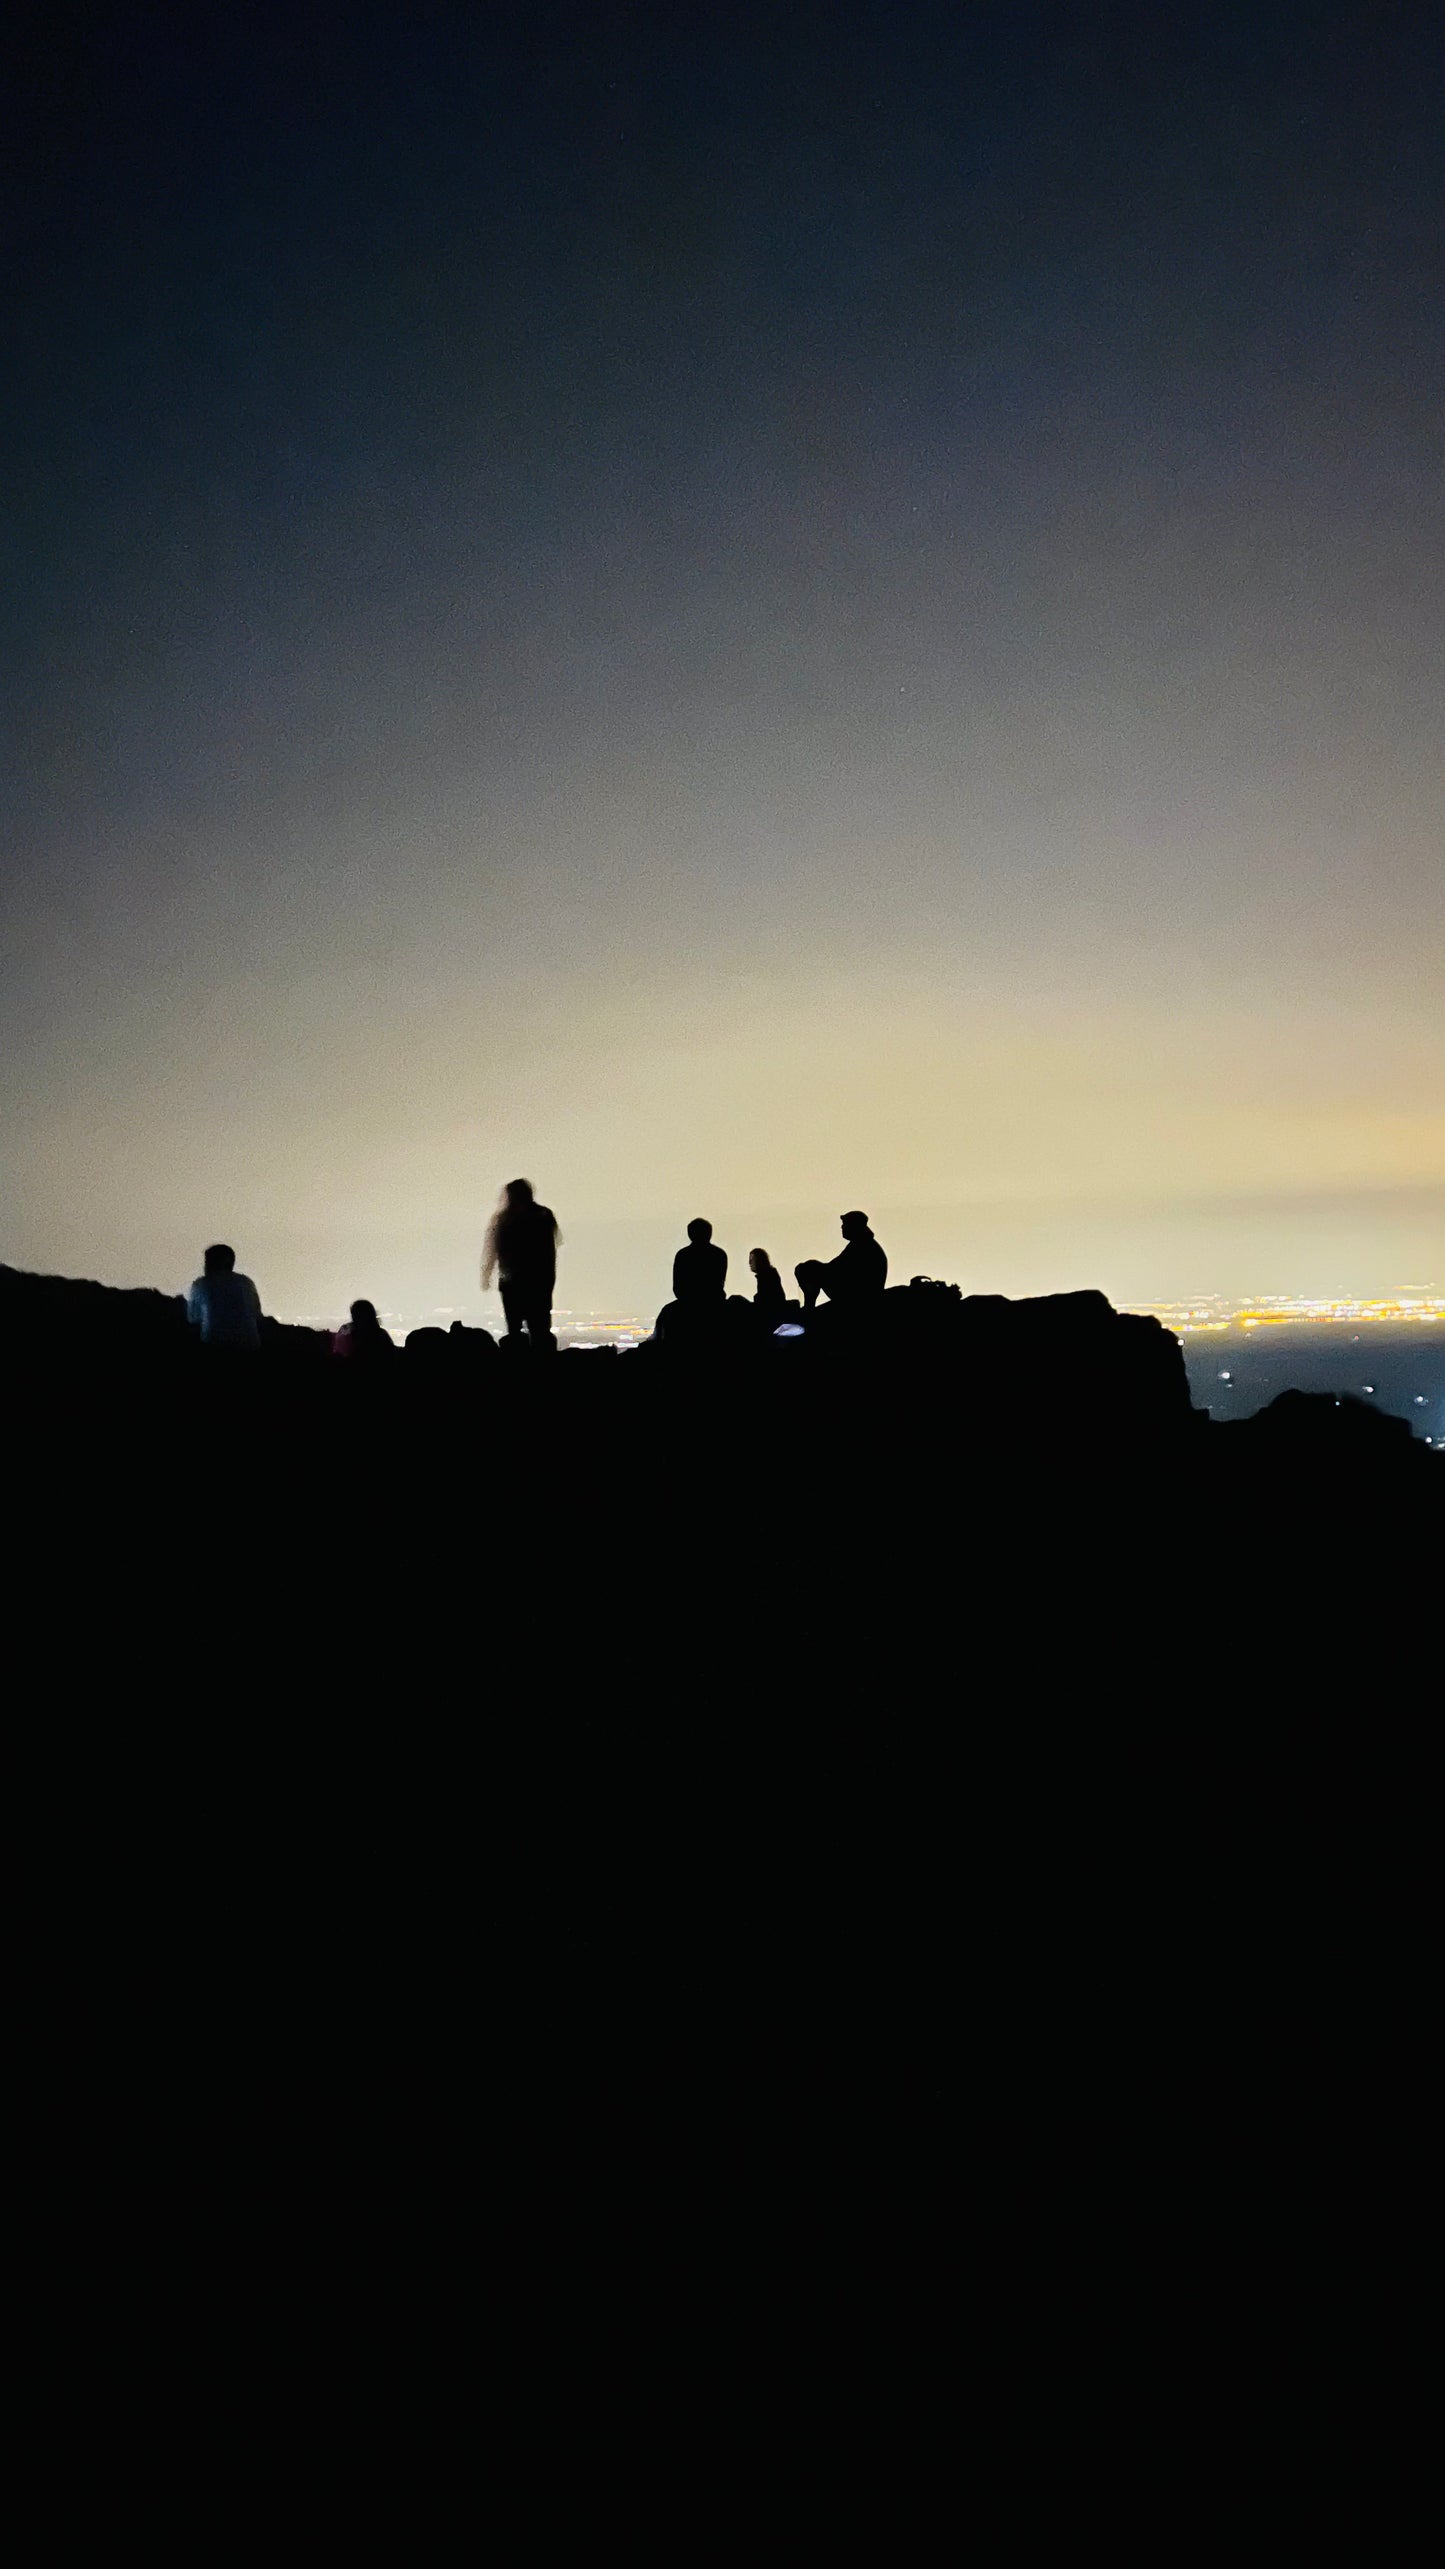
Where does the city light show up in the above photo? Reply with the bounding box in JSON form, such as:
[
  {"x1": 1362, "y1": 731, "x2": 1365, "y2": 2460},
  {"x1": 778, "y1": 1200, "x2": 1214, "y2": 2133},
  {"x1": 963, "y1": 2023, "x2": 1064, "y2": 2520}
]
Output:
[
  {"x1": 1123, "y1": 1296, "x2": 1445, "y2": 1333},
  {"x1": 353, "y1": 1291, "x2": 1445, "y2": 1348}
]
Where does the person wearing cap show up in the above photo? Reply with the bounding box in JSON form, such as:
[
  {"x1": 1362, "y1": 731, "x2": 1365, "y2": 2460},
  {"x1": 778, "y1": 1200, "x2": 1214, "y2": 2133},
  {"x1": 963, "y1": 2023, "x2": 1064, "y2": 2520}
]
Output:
[{"x1": 794, "y1": 1211, "x2": 887, "y2": 1314}]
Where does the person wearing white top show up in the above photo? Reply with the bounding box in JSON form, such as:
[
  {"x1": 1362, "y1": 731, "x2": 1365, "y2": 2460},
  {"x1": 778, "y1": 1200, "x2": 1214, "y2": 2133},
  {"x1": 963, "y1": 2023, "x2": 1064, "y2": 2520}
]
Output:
[{"x1": 187, "y1": 1243, "x2": 264, "y2": 1351}]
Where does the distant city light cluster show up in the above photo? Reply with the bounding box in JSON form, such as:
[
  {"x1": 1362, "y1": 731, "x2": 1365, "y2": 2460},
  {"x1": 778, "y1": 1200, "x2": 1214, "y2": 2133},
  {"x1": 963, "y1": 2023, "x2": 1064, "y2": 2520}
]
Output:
[
  {"x1": 550, "y1": 1313, "x2": 648, "y2": 1348},
  {"x1": 1125, "y1": 1295, "x2": 1445, "y2": 1334},
  {"x1": 315, "y1": 1294, "x2": 1445, "y2": 1349},
  {"x1": 1141, "y1": 1293, "x2": 1445, "y2": 1453}
]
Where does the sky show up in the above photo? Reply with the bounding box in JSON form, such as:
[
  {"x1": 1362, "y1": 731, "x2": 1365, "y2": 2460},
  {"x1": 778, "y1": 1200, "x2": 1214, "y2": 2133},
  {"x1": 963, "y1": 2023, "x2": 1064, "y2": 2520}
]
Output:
[{"x1": 4, "y1": 0, "x2": 1442, "y2": 1325}]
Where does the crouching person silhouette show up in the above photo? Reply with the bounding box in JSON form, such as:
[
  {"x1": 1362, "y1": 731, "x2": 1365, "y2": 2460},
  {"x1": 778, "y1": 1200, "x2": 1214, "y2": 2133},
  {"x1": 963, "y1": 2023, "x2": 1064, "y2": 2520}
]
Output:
[
  {"x1": 795, "y1": 1210, "x2": 888, "y2": 1313},
  {"x1": 483, "y1": 1179, "x2": 560, "y2": 1349}
]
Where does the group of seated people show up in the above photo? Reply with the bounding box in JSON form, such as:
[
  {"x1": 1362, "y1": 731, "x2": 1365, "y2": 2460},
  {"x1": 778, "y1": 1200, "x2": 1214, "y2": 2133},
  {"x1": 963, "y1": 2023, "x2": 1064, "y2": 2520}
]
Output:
[
  {"x1": 185, "y1": 1203, "x2": 889, "y2": 1357},
  {"x1": 188, "y1": 1244, "x2": 399, "y2": 1359},
  {"x1": 666, "y1": 1209, "x2": 887, "y2": 1330}
]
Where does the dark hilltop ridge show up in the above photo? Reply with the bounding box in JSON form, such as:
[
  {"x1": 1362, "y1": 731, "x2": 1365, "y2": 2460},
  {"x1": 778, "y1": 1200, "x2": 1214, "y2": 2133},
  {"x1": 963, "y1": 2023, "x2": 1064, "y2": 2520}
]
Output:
[
  {"x1": 5, "y1": 1258, "x2": 1434, "y2": 1486},
  {"x1": 8, "y1": 1253, "x2": 1436, "y2": 2014},
  {"x1": 9, "y1": 1249, "x2": 1433, "y2": 1726}
]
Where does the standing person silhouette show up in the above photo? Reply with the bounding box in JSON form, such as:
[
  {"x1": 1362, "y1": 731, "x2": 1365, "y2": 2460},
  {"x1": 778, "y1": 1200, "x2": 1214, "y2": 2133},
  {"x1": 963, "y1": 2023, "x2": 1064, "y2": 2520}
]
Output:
[{"x1": 482, "y1": 1180, "x2": 560, "y2": 1349}]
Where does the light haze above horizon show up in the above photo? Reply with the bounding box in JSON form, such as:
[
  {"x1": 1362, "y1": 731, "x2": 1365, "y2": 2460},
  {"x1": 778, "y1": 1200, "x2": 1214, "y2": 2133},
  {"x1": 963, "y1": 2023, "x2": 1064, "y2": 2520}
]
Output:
[{"x1": 4, "y1": 3, "x2": 1441, "y2": 1323}]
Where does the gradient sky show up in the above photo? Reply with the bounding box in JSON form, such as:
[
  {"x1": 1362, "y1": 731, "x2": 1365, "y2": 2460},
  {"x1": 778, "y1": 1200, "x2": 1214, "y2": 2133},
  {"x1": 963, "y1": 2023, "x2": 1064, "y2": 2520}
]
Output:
[{"x1": 4, "y1": 0, "x2": 1442, "y2": 1323}]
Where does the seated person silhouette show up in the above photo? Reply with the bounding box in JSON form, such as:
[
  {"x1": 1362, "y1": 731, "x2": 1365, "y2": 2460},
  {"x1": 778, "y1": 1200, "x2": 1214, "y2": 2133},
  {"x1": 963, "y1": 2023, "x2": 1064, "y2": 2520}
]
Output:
[
  {"x1": 795, "y1": 1210, "x2": 888, "y2": 1313},
  {"x1": 672, "y1": 1219, "x2": 728, "y2": 1304},
  {"x1": 748, "y1": 1247, "x2": 788, "y2": 1323},
  {"x1": 187, "y1": 1242, "x2": 264, "y2": 1352},
  {"x1": 651, "y1": 1218, "x2": 732, "y2": 1344},
  {"x1": 331, "y1": 1299, "x2": 396, "y2": 1359}
]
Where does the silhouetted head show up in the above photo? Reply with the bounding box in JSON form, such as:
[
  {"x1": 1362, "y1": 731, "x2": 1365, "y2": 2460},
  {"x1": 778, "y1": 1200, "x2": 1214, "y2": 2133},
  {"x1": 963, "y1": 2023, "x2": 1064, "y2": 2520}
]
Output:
[
  {"x1": 840, "y1": 1210, "x2": 869, "y2": 1240},
  {"x1": 748, "y1": 1247, "x2": 767, "y2": 1274},
  {"x1": 687, "y1": 1218, "x2": 713, "y2": 1244},
  {"x1": 350, "y1": 1299, "x2": 378, "y2": 1326},
  {"x1": 503, "y1": 1179, "x2": 534, "y2": 1209},
  {"x1": 204, "y1": 1243, "x2": 236, "y2": 1275}
]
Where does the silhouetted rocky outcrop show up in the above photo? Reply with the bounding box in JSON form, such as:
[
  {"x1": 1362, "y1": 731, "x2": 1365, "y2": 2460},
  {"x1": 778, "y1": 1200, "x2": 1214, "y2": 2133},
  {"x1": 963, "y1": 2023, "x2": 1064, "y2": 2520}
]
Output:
[
  {"x1": 260, "y1": 1316, "x2": 331, "y2": 1361},
  {"x1": 1, "y1": 1262, "x2": 190, "y2": 1359},
  {"x1": 642, "y1": 1276, "x2": 1197, "y2": 1444},
  {"x1": 1233, "y1": 1387, "x2": 1419, "y2": 1458},
  {"x1": 447, "y1": 1322, "x2": 498, "y2": 1362},
  {"x1": 879, "y1": 1281, "x2": 1193, "y2": 1421}
]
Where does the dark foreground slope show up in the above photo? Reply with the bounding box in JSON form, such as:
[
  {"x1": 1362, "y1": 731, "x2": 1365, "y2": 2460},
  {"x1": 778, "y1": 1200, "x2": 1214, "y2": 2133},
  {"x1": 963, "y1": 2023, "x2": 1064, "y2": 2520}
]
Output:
[
  {"x1": 6, "y1": 1265, "x2": 1436, "y2": 1711},
  {"x1": 9, "y1": 1264, "x2": 1434, "y2": 2489},
  {"x1": 13, "y1": 1260, "x2": 1435, "y2": 2111}
]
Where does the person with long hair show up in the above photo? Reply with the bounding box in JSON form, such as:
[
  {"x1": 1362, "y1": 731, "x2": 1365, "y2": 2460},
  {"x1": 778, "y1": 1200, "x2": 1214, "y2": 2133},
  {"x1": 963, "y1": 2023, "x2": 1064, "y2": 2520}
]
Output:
[
  {"x1": 748, "y1": 1246, "x2": 787, "y2": 1322},
  {"x1": 331, "y1": 1298, "x2": 396, "y2": 1360},
  {"x1": 482, "y1": 1179, "x2": 561, "y2": 1348}
]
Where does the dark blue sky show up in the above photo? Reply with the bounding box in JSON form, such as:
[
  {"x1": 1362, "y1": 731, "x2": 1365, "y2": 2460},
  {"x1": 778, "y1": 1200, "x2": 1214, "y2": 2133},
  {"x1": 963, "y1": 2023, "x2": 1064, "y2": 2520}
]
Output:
[{"x1": 4, "y1": 1, "x2": 1442, "y2": 1317}]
